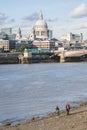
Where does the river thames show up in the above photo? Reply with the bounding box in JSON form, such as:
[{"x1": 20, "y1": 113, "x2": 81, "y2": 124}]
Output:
[{"x1": 0, "y1": 63, "x2": 87, "y2": 124}]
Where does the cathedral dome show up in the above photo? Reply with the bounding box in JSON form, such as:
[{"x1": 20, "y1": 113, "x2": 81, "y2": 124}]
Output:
[
  {"x1": 35, "y1": 11, "x2": 48, "y2": 28},
  {"x1": 29, "y1": 11, "x2": 50, "y2": 41},
  {"x1": 35, "y1": 19, "x2": 47, "y2": 28}
]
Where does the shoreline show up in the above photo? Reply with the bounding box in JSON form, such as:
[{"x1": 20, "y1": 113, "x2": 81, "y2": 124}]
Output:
[
  {"x1": 0, "y1": 60, "x2": 87, "y2": 64},
  {"x1": 1, "y1": 101, "x2": 87, "y2": 130}
]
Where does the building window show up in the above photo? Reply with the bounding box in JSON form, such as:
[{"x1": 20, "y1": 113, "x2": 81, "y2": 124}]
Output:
[
  {"x1": 36, "y1": 31, "x2": 40, "y2": 36},
  {"x1": 41, "y1": 31, "x2": 45, "y2": 36}
]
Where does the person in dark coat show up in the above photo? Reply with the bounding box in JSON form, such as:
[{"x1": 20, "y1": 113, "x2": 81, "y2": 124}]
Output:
[{"x1": 56, "y1": 105, "x2": 60, "y2": 116}]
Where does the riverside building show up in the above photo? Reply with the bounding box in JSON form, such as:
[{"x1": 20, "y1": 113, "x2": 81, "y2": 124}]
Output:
[{"x1": 0, "y1": 39, "x2": 15, "y2": 52}]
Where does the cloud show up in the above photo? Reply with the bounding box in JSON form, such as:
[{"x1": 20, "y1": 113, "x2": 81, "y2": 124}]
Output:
[
  {"x1": 0, "y1": 12, "x2": 8, "y2": 19},
  {"x1": 10, "y1": 18, "x2": 15, "y2": 23},
  {"x1": 0, "y1": 12, "x2": 8, "y2": 24},
  {"x1": 47, "y1": 17, "x2": 58, "y2": 22},
  {"x1": 77, "y1": 22, "x2": 87, "y2": 29},
  {"x1": 0, "y1": 12, "x2": 15, "y2": 26},
  {"x1": 70, "y1": 3, "x2": 87, "y2": 18},
  {"x1": 22, "y1": 12, "x2": 39, "y2": 21}
]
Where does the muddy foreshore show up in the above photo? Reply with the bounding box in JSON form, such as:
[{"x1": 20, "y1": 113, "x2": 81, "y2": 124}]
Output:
[{"x1": 0, "y1": 101, "x2": 87, "y2": 130}]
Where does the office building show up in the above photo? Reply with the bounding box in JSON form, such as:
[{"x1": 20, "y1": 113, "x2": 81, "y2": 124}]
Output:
[
  {"x1": 61, "y1": 32, "x2": 83, "y2": 44},
  {"x1": 1, "y1": 28, "x2": 12, "y2": 35}
]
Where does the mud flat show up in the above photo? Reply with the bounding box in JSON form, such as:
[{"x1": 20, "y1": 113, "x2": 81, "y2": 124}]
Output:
[{"x1": 0, "y1": 102, "x2": 87, "y2": 130}]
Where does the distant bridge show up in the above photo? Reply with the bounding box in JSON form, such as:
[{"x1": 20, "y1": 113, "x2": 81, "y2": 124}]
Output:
[
  {"x1": 64, "y1": 49, "x2": 87, "y2": 57},
  {"x1": 54, "y1": 49, "x2": 87, "y2": 62},
  {"x1": 54, "y1": 49, "x2": 87, "y2": 57}
]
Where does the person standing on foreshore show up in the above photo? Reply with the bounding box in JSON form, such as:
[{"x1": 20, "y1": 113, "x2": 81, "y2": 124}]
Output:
[
  {"x1": 66, "y1": 103, "x2": 70, "y2": 115},
  {"x1": 56, "y1": 105, "x2": 60, "y2": 116}
]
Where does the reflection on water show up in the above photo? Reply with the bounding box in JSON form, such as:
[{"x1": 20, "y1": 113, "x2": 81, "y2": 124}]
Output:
[{"x1": 0, "y1": 63, "x2": 87, "y2": 122}]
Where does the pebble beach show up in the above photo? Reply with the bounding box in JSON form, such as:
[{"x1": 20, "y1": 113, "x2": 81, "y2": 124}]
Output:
[{"x1": 1, "y1": 102, "x2": 87, "y2": 130}]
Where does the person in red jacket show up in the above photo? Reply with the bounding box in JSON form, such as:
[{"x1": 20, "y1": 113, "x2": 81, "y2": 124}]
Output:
[{"x1": 66, "y1": 103, "x2": 70, "y2": 115}]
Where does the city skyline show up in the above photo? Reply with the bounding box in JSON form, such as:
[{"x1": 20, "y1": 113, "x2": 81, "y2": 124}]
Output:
[{"x1": 0, "y1": 0, "x2": 87, "y2": 39}]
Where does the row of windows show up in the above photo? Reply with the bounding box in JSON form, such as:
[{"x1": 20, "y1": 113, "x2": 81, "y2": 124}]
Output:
[{"x1": 35, "y1": 31, "x2": 47, "y2": 36}]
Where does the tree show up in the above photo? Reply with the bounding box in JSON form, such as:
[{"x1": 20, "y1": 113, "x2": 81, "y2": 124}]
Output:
[{"x1": 18, "y1": 45, "x2": 32, "y2": 52}]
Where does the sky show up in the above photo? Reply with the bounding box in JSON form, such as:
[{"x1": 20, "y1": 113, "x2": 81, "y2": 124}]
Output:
[{"x1": 0, "y1": 0, "x2": 87, "y2": 40}]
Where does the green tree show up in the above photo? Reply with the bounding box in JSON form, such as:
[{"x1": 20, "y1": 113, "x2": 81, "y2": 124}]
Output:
[{"x1": 18, "y1": 45, "x2": 32, "y2": 52}]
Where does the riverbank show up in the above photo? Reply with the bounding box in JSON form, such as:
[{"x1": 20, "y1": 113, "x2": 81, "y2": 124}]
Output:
[
  {"x1": 1, "y1": 101, "x2": 87, "y2": 130},
  {"x1": 1, "y1": 52, "x2": 87, "y2": 64},
  {"x1": 0, "y1": 53, "x2": 20, "y2": 64}
]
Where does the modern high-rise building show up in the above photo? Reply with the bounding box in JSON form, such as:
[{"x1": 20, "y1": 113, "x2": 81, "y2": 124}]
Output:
[
  {"x1": 61, "y1": 32, "x2": 83, "y2": 44},
  {"x1": 0, "y1": 27, "x2": 16, "y2": 41},
  {"x1": 1, "y1": 28, "x2": 12, "y2": 35},
  {"x1": 48, "y1": 30, "x2": 53, "y2": 40}
]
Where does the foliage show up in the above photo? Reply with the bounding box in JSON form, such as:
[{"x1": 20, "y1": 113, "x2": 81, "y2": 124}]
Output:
[{"x1": 18, "y1": 45, "x2": 32, "y2": 52}]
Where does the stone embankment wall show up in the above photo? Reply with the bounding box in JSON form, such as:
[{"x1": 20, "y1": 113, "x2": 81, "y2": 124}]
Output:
[{"x1": 0, "y1": 53, "x2": 21, "y2": 64}]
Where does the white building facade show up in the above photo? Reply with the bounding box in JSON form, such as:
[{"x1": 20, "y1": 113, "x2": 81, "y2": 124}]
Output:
[
  {"x1": 29, "y1": 11, "x2": 54, "y2": 49},
  {"x1": 61, "y1": 32, "x2": 83, "y2": 44},
  {"x1": 29, "y1": 11, "x2": 52, "y2": 41}
]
